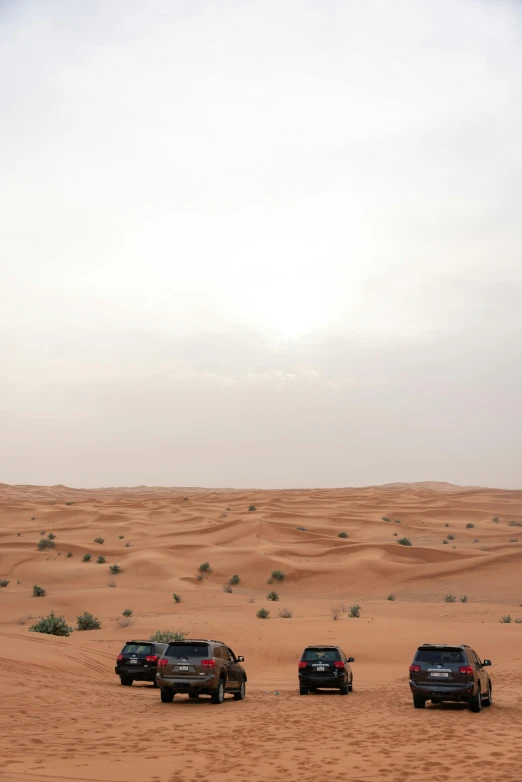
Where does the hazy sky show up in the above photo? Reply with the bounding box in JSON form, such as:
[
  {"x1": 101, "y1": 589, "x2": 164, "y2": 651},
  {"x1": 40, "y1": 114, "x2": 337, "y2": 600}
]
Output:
[{"x1": 1, "y1": 0, "x2": 521, "y2": 489}]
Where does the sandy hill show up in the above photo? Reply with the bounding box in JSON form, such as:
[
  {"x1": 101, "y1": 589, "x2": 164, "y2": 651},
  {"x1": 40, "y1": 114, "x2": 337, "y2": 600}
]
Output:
[{"x1": 1, "y1": 483, "x2": 522, "y2": 782}]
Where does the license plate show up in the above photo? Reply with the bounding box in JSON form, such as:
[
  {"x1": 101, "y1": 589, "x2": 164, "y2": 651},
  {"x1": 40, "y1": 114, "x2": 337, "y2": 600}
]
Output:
[
  {"x1": 430, "y1": 672, "x2": 449, "y2": 677},
  {"x1": 317, "y1": 666, "x2": 325, "y2": 672},
  {"x1": 130, "y1": 659, "x2": 138, "y2": 664},
  {"x1": 179, "y1": 666, "x2": 189, "y2": 671}
]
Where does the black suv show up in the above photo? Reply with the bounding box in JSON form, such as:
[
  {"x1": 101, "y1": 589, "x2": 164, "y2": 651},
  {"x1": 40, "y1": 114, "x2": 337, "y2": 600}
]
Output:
[
  {"x1": 409, "y1": 644, "x2": 492, "y2": 712},
  {"x1": 298, "y1": 645, "x2": 354, "y2": 695},
  {"x1": 115, "y1": 640, "x2": 168, "y2": 686},
  {"x1": 156, "y1": 639, "x2": 247, "y2": 704}
]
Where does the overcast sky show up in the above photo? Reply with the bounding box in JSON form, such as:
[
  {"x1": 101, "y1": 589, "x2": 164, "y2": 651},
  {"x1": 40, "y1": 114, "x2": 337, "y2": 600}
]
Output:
[{"x1": 1, "y1": 0, "x2": 521, "y2": 489}]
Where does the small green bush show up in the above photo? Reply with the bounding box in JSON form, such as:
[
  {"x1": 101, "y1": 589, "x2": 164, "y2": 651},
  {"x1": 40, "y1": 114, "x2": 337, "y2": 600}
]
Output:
[
  {"x1": 122, "y1": 609, "x2": 133, "y2": 617},
  {"x1": 394, "y1": 520, "x2": 401, "y2": 524},
  {"x1": 96, "y1": 555, "x2": 106, "y2": 564},
  {"x1": 66, "y1": 551, "x2": 72, "y2": 558},
  {"x1": 256, "y1": 608, "x2": 270, "y2": 619},
  {"x1": 444, "y1": 594, "x2": 456, "y2": 603},
  {"x1": 226, "y1": 507, "x2": 231, "y2": 511},
  {"x1": 500, "y1": 615, "x2": 512, "y2": 623},
  {"x1": 223, "y1": 583, "x2": 233, "y2": 593},
  {"x1": 65, "y1": 501, "x2": 74, "y2": 505},
  {"x1": 196, "y1": 574, "x2": 203, "y2": 581},
  {"x1": 29, "y1": 611, "x2": 72, "y2": 636},
  {"x1": 173, "y1": 593, "x2": 181, "y2": 603},
  {"x1": 33, "y1": 584, "x2": 46, "y2": 597},
  {"x1": 125, "y1": 541, "x2": 131, "y2": 547},
  {"x1": 492, "y1": 517, "x2": 499, "y2": 523},
  {"x1": 199, "y1": 562, "x2": 211, "y2": 573},
  {"x1": 447, "y1": 534, "x2": 455, "y2": 540},
  {"x1": 338, "y1": 532, "x2": 348, "y2": 538},
  {"x1": 509, "y1": 521, "x2": 522, "y2": 527},
  {"x1": 267, "y1": 590, "x2": 279, "y2": 601},
  {"x1": 76, "y1": 611, "x2": 101, "y2": 630},
  {"x1": 515, "y1": 618, "x2": 522, "y2": 624},
  {"x1": 94, "y1": 537, "x2": 105, "y2": 544},
  {"x1": 109, "y1": 564, "x2": 121, "y2": 574},
  {"x1": 37, "y1": 538, "x2": 56, "y2": 551},
  {"x1": 460, "y1": 595, "x2": 468, "y2": 603},
  {"x1": 150, "y1": 630, "x2": 187, "y2": 642},
  {"x1": 40, "y1": 530, "x2": 46, "y2": 535},
  {"x1": 509, "y1": 538, "x2": 518, "y2": 543},
  {"x1": 271, "y1": 570, "x2": 285, "y2": 582},
  {"x1": 397, "y1": 537, "x2": 412, "y2": 546},
  {"x1": 444, "y1": 523, "x2": 449, "y2": 528},
  {"x1": 0, "y1": 579, "x2": 9, "y2": 587},
  {"x1": 349, "y1": 604, "x2": 361, "y2": 618},
  {"x1": 382, "y1": 517, "x2": 390, "y2": 522},
  {"x1": 387, "y1": 593, "x2": 395, "y2": 601},
  {"x1": 83, "y1": 553, "x2": 92, "y2": 562},
  {"x1": 119, "y1": 535, "x2": 124, "y2": 539},
  {"x1": 466, "y1": 523, "x2": 475, "y2": 529},
  {"x1": 31, "y1": 516, "x2": 36, "y2": 520},
  {"x1": 47, "y1": 532, "x2": 56, "y2": 540},
  {"x1": 229, "y1": 574, "x2": 240, "y2": 585},
  {"x1": 248, "y1": 505, "x2": 256, "y2": 512},
  {"x1": 296, "y1": 526, "x2": 307, "y2": 531},
  {"x1": 443, "y1": 539, "x2": 449, "y2": 544}
]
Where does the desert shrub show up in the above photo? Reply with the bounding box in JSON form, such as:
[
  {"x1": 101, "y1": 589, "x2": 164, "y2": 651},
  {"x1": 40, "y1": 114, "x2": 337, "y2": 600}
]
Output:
[
  {"x1": 37, "y1": 538, "x2": 55, "y2": 551},
  {"x1": 382, "y1": 517, "x2": 390, "y2": 522},
  {"x1": 220, "y1": 512, "x2": 228, "y2": 518},
  {"x1": 278, "y1": 607, "x2": 292, "y2": 618},
  {"x1": 83, "y1": 553, "x2": 92, "y2": 562},
  {"x1": 76, "y1": 611, "x2": 101, "y2": 630},
  {"x1": 65, "y1": 501, "x2": 74, "y2": 505},
  {"x1": 229, "y1": 574, "x2": 240, "y2": 585},
  {"x1": 395, "y1": 520, "x2": 401, "y2": 524},
  {"x1": 29, "y1": 611, "x2": 72, "y2": 636},
  {"x1": 33, "y1": 584, "x2": 46, "y2": 597},
  {"x1": 473, "y1": 538, "x2": 479, "y2": 543},
  {"x1": 247, "y1": 596, "x2": 255, "y2": 603},
  {"x1": 94, "y1": 537, "x2": 105, "y2": 544},
  {"x1": 509, "y1": 538, "x2": 518, "y2": 543},
  {"x1": 196, "y1": 575, "x2": 203, "y2": 582},
  {"x1": 296, "y1": 526, "x2": 307, "y2": 531},
  {"x1": 199, "y1": 562, "x2": 211, "y2": 573},
  {"x1": 109, "y1": 564, "x2": 121, "y2": 574},
  {"x1": 173, "y1": 593, "x2": 181, "y2": 603},
  {"x1": 514, "y1": 618, "x2": 522, "y2": 624},
  {"x1": 108, "y1": 579, "x2": 116, "y2": 587},
  {"x1": 47, "y1": 532, "x2": 56, "y2": 540},
  {"x1": 460, "y1": 595, "x2": 468, "y2": 603},
  {"x1": 481, "y1": 547, "x2": 489, "y2": 551},
  {"x1": 119, "y1": 535, "x2": 124, "y2": 539},
  {"x1": 248, "y1": 505, "x2": 256, "y2": 512},
  {"x1": 267, "y1": 590, "x2": 279, "y2": 601},
  {"x1": 444, "y1": 523, "x2": 450, "y2": 528},
  {"x1": 18, "y1": 614, "x2": 34, "y2": 625},
  {"x1": 118, "y1": 616, "x2": 133, "y2": 627},
  {"x1": 223, "y1": 583, "x2": 233, "y2": 593},
  {"x1": 509, "y1": 521, "x2": 522, "y2": 527},
  {"x1": 40, "y1": 530, "x2": 46, "y2": 535},
  {"x1": 444, "y1": 594, "x2": 456, "y2": 603},
  {"x1": 349, "y1": 604, "x2": 361, "y2": 618},
  {"x1": 271, "y1": 570, "x2": 285, "y2": 582},
  {"x1": 447, "y1": 534, "x2": 455, "y2": 540},
  {"x1": 96, "y1": 555, "x2": 106, "y2": 564},
  {"x1": 150, "y1": 630, "x2": 187, "y2": 642},
  {"x1": 0, "y1": 579, "x2": 9, "y2": 587},
  {"x1": 122, "y1": 608, "x2": 133, "y2": 617},
  {"x1": 397, "y1": 537, "x2": 412, "y2": 546},
  {"x1": 393, "y1": 532, "x2": 398, "y2": 536},
  {"x1": 338, "y1": 532, "x2": 348, "y2": 538},
  {"x1": 492, "y1": 517, "x2": 499, "y2": 523},
  {"x1": 125, "y1": 542, "x2": 131, "y2": 547},
  {"x1": 443, "y1": 539, "x2": 449, "y2": 544},
  {"x1": 331, "y1": 605, "x2": 342, "y2": 620},
  {"x1": 387, "y1": 593, "x2": 395, "y2": 601},
  {"x1": 31, "y1": 516, "x2": 36, "y2": 520},
  {"x1": 256, "y1": 608, "x2": 270, "y2": 619},
  {"x1": 183, "y1": 497, "x2": 188, "y2": 501},
  {"x1": 466, "y1": 523, "x2": 475, "y2": 529},
  {"x1": 500, "y1": 615, "x2": 512, "y2": 623},
  {"x1": 66, "y1": 551, "x2": 72, "y2": 558}
]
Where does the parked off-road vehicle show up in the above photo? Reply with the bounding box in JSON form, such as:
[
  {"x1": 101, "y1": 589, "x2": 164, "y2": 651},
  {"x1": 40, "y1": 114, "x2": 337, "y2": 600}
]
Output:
[
  {"x1": 156, "y1": 639, "x2": 247, "y2": 704},
  {"x1": 298, "y1": 645, "x2": 354, "y2": 695},
  {"x1": 409, "y1": 643, "x2": 492, "y2": 711},
  {"x1": 115, "y1": 640, "x2": 168, "y2": 686}
]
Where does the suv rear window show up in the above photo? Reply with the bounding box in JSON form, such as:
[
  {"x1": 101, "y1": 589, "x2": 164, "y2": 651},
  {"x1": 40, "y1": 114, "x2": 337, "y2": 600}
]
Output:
[
  {"x1": 415, "y1": 648, "x2": 465, "y2": 665},
  {"x1": 165, "y1": 642, "x2": 210, "y2": 659},
  {"x1": 123, "y1": 643, "x2": 153, "y2": 655},
  {"x1": 302, "y1": 648, "x2": 341, "y2": 662}
]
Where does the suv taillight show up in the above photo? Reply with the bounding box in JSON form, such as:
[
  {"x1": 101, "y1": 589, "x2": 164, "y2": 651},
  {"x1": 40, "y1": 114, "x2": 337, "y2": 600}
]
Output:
[
  {"x1": 409, "y1": 664, "x2": 421, "y2": 673},
  {"x1": 459, "y1": 666, "x2": 473, "y2": 675},
  {"x1": 117, "y1": 654, "x2": 124, "y2": 661},
  {"x1": 334, "y1": 661, "x2": 345, "y2": 669},
  {"x1": 157, "y1": 658, "x2": 168, "y2": 667},
  {"x1": 298, "y1": 661, "x2": 307, "y2": 669},
  {"x1": 201, "y1": 659, "x2": 215, "y2": 668},
  {"x1": 146, "y1": 655, "x2": 158, "y2": 663}
]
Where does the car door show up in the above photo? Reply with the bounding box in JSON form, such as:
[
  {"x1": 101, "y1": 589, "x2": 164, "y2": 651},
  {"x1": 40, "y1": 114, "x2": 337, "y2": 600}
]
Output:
[
  {"x1": 223, "y1": 646, "x2": 239, "y2": 689},
  {"x1": 472, "y1": 650, "x2": 486, "y2": 693}
]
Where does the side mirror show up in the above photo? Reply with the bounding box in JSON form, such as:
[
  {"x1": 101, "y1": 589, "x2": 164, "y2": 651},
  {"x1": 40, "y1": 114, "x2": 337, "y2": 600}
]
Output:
[
  {"x1": 348, "y1": 657, "x2": 355, "y2": 663},
  {"x1": 483, "y1": 659, "x2": 492, "y2": 666},
  {"x1": 237, "y1": 656, "x2": 244, "y2": 662}
]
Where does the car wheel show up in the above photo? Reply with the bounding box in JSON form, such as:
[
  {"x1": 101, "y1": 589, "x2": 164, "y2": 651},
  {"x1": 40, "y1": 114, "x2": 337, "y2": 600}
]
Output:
[
  {"x1": 152, "y1": 678, "x2": 159, "y2": 688},
  {"x1": 413, "y1": 696, "x2": 426, "y2": 709},
  {"x1": 339, "y1": 684, "x2": 348, "y2": 695},
  {"x1": 348, "y1": 677, "x2": 353, "y2": 692},
  {"x1": 160, "y1": 689, "x2": 175, "y2": 703},
  {"x1": 470, "y1": 690, "x2": 482, "y2": 713},
  {"x1": 189, "y1": 693, "x2": 199, "y2": 699},
  {"x1": 482, "y1": 683, "x2": 492, "y2": 707},
  {"x1": 211, "y1": 678, "x2": 225, "y2": 704},
  {"x1": 299, "y1": 685, "x2": 309, "y2": 695},
  {"x1": 120, "y1": 677, "x2": 133, "y2": 686},
  {"x1": 233, "y1": 679, "x2": 246, "y2": 701}
]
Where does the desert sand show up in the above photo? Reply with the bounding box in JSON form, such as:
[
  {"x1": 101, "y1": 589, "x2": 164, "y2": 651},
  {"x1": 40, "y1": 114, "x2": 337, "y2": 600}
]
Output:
[{"x1": 1, "y1": 482, "x2": 522, "y2": 782}]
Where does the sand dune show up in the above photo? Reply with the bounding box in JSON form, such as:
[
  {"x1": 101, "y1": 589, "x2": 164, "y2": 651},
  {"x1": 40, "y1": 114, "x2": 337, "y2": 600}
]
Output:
[{"x1": 1, "y1": 483, "x2": 522, "y2": 781}]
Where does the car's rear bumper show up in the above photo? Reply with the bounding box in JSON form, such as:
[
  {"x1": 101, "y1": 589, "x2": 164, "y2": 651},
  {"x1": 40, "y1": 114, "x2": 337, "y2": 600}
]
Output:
[
  {"x1": 157, "y1": 673, "x2": 216, "y2": 692},
  {"x1": 299, "y1": 674, "x2": 345, "y2": 689},
  {"x1": 116, "y1": 666, "x2": 156, "y2": 681},
  {"x1": 410, "y1": 680, "x2": 476, "y2": 700}
]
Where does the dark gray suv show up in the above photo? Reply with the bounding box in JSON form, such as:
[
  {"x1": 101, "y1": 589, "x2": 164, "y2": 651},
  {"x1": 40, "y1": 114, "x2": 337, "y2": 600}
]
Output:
[
  {"x1": 409, "y1": 643, "x2": 492, "y2": 712},
  {"x1": 115, "y1": 640, "x2": 168, "y2": 686},
  {"x1": 156, "y1": 639, "x2": 247, "y2": 704}
]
